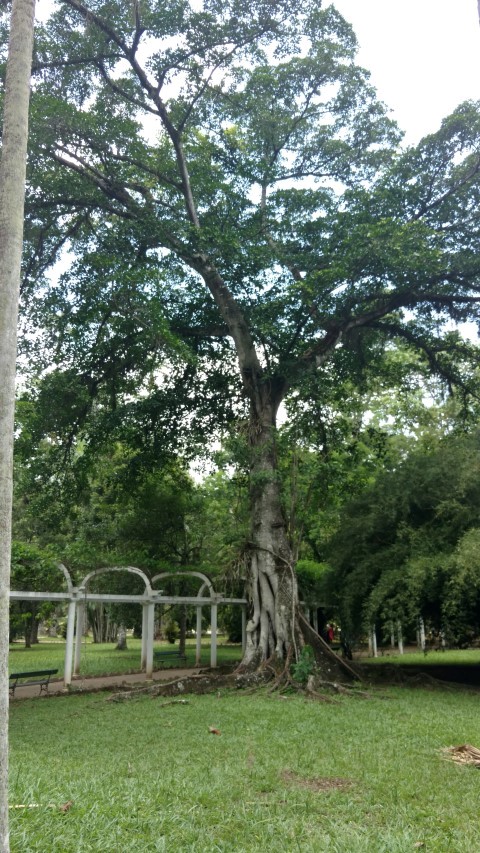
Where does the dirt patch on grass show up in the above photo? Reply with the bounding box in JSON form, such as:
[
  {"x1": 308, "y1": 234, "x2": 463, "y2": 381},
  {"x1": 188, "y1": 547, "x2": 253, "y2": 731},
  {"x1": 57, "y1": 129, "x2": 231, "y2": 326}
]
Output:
[{"x1": 280, "y1": 769, "x2": 354, "y2": 792}]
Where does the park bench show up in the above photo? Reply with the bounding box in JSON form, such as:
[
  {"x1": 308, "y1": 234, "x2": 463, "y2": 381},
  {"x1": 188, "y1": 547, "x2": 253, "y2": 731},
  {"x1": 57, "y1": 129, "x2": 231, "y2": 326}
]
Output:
[
  {"x1": 154, "y1": 648, "x2": 187, "y2": 666},
  {"x1": 9, "y1": 669, "x2": 58, "y2": 698}
]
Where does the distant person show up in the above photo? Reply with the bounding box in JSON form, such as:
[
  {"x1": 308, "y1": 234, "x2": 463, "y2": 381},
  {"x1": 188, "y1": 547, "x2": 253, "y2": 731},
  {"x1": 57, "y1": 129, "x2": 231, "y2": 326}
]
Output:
[
  {"x1": 341, "y1": 636, "x2": 353, "y2": 660},
  {"x1": 327, "y1": 624, "x2": 335, "y2": 644}
]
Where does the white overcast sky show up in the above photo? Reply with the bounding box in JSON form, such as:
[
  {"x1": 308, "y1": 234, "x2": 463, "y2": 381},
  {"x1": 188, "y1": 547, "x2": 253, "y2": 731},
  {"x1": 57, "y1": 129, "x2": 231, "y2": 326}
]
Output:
[{"x1": 332, "y1": 0, "x2": 480, "y2": 143}]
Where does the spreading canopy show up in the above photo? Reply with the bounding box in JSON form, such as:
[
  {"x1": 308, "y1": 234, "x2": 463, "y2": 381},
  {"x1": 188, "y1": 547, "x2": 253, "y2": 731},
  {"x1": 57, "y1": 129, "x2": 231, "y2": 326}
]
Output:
[{"x1": 17, "y1": 0, "x2": 480, "y2": 427}]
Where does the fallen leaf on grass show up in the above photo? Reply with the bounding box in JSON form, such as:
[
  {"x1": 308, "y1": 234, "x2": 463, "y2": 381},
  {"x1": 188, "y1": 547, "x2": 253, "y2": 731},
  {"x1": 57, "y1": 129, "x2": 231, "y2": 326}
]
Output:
[
  {"x1": 9, "y1": 801, "x2": 74, "y2": 812},
  {"x1": 209, "y1": 726, "x2": 221, "y2": 735},
  {"x1": 441, "y1": 744, "x2": 480, "y2": 767}
]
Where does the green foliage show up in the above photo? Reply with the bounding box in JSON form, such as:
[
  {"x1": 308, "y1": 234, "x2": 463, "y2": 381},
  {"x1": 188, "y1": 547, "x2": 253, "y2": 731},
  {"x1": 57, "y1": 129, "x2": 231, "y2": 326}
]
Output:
[
  {"x1": 327, "y1": 431, "x2": 480, "y2": 644},
  {"x1": 9, "y1": 0, "x2": 480, "y2": 477},
  {"x1": 10, "y1": 541, "x2": 63, "y2": 591},
  {"x1": 9, "y1": 542, "x2": 66, "y2": 644},
  {"x1": 295, "y1": 560, "x2": 329, "y2": 606},
  {"x1": 291, "y1": 644, "x2": 316, "y2": 684},
  {"x1": 442, "y1": 528, "x2": 480, "y2": 645}
]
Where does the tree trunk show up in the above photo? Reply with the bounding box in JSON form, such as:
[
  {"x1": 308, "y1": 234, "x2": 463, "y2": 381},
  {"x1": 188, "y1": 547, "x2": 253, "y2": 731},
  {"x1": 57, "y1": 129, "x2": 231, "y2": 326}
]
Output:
[
  {"x1": 24, "y1": 614, "x2": 31, "y2": 649},
  {"x1": 0, "y1": 2, "x2": 35, "y2": 847},
  {"x1": 29, "y1": 605, "x2": 39, "y2": 645},
  {"x1": 30, "y1": 622, "x2": 39, "y2": 644},
  {"x1": 115, "y1": 624, "x2": 128, "y2": 650},
  {"x1": 23, "y1": 604, "x2": 38, "y2": 648},
  {"x1": 89, "y1": 603, "x2": 104, "y2": 643},
  {"x1": 241, "y1": 395, "x2": 300, "y2": 670},
  {"x1": 238, "y1": 391, "x2": 358, "y2": 684}
]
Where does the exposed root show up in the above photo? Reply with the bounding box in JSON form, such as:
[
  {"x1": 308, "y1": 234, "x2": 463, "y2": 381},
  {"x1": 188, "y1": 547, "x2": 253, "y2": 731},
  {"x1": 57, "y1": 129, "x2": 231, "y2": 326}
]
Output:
[
  {"x1": 106, "y1": 670, "x2": 273, "y2": 702},
  {"x1": 306, "y1": 676, "x2": 374, "y2": 699},
  {"x1": 105, "y1": 657, "x2": 370, "y2": 705},
  {"x1": 303, "y1": 686, "x2": 339, "y2": 704},
  {"x1": 266, "y1": 646, "x2": 295, "y2": 693}
]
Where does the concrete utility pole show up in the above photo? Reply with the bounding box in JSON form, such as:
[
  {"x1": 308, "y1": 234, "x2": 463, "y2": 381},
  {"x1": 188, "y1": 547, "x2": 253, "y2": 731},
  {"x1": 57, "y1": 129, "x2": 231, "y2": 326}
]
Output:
[{"x1": 0, "y1": 0, "x2": 36, "y2": 848}]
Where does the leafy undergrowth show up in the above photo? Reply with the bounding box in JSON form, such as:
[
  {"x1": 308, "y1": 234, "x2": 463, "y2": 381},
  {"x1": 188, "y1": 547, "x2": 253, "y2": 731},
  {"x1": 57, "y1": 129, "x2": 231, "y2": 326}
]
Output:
[
  {"x1": 9, "y1": 684, "x2": 480, "y2": 851},
  {"x1": 9, "y1": 638, "x2": 242, "y2": 679}
]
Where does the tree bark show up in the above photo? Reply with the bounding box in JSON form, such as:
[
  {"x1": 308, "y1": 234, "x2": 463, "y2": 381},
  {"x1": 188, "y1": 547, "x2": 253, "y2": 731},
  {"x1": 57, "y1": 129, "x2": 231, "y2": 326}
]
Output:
[
  {"x1": 115, "y1": 623, "x2": 128, "y2": 650},
  {"x1": 241, "y1": 391, "x2": 300, "y2": 669},
  {"x1": 30, "y1": 615, "x2": 39, "y2": 645},
  {"x1": 0, "y1": 1, "x2": 35, "y2": 847}
]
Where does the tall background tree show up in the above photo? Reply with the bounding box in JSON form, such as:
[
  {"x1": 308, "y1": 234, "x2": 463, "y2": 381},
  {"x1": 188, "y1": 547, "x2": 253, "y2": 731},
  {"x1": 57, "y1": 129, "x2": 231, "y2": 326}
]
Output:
[
  {"x1": 326, "y1": 428, "x2": 480, "y2": 646},
  {"x1": 0, "y1": 0, "x2": 35, "y2": 846},
  {"x1": 6, "y1": 0, "x2": 480, "y2": 671}
]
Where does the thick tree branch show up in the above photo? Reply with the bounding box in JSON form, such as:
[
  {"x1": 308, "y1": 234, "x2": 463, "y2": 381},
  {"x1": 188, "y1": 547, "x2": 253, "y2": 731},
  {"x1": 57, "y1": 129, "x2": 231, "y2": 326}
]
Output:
[
  {"x1": 21, "y1": 209, "x2": 91, "y2": 290},
  {"x1": 371, "y1": 318, "x2": 479, "y2": 396},
  {"x1": 414, "y1": 154, "x2": 480, "y2": 220},
  {"x1": 32, "y1": 52, "x2": 121, "y2": 72}
]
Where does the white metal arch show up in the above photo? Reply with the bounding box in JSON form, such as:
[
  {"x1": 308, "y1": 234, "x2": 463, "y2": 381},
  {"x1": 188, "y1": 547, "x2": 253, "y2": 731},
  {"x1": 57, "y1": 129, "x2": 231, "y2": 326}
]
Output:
[
  {"x1": 79, "y1": 565, "x2": 153, "y2": 596},
  {"x1": 10, "y1": 565, "x2": 247, "y2": 688},
  {"x1": 151, "y1": 570, "x2": 215, "y2": 597},
  {"x1": 151, "y1": 571, "x2": 217, "y2": 666},
  {"x1": 57, "y1": 563, "x2": 74, "y2": 593}
]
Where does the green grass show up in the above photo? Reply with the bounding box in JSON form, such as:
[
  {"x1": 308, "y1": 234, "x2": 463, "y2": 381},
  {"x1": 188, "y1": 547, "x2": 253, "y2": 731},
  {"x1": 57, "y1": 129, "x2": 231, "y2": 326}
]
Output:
[
  {"x1": 9, "y1": 637, "x2": 242, "y2": 679},
  {"x1": 363, "y1": 648, "x2": 480, "y2": 665},
  {"x1": 9, "y1": 684, "x2": 480, "y2": 852}
]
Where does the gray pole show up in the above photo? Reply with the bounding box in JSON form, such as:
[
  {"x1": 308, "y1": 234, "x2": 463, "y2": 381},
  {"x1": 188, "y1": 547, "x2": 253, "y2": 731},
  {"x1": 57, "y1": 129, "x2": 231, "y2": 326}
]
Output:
[
  {"x1": 210, "y1": 604, "x2": 218, "y2": 667},
  {"x1": 141, "y1": 604, "x2": 148, "y2": 670},
  {"x1": 64, "y1": 600, "x2": 77, "y2": 687},
  {"x1": 196, "y1": 606, "x2": 202, "y2": 665},
  {"x1": 73, "y1": 602, "x2": 84, "y2": 676},
  {"x1": 145, "y1": 603, "x2": 154, "y2": 678}
]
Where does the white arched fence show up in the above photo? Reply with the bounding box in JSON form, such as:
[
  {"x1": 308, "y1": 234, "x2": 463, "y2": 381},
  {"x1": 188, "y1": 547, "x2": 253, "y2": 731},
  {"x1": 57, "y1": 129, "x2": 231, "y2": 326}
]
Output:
[{"x1": 10, "y1": 564, "x2": 247, "y2": 687}]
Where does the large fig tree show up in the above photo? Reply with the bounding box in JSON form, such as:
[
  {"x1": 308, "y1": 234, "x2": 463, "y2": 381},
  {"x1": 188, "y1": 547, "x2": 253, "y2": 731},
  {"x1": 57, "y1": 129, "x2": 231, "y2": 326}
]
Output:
[{"x1": 14, "y1": 0, "x2": 480, "y2": 669}]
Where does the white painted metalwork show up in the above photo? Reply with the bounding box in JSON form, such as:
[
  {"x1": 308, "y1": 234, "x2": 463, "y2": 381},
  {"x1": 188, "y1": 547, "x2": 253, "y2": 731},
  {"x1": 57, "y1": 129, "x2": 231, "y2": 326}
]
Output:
[{"x1": 10, "y1": 563, "x2": 247, "y2": 686}]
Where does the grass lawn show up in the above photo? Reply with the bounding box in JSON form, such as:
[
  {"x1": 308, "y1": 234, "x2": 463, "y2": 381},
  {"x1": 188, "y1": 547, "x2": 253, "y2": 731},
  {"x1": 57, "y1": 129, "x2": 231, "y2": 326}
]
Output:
[
  {"x1": 8, "y1": 683, "x2": 480, "y2": 852},
  {"x1": 363, "y1": 648, "x2": 480, "y2": 666},
  {"x1": 9, "y1": 637, "x2": 242, "y2": 679}
]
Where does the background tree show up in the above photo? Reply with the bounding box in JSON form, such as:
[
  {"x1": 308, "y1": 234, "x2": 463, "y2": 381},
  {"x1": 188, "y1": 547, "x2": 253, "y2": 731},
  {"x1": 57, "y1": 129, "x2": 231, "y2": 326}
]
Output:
[
  {"x1": 9, "y1": 541, "x2": 64, "y2": 647},
  {"x1": 326, "y1": 431, "x2": 480, "y2": 646}
]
